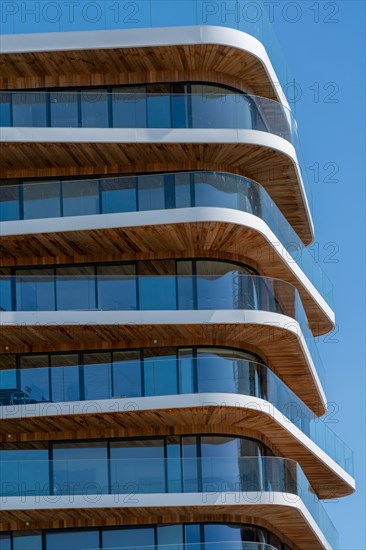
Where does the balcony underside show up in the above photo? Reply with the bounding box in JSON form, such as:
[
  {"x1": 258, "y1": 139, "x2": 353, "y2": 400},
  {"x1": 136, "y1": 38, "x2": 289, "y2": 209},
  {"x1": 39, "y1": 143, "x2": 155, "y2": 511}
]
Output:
[
  {"x1": 0, "y1": 316, "x2": 324, "y2": 413},
  {"x1": 0, "y1": 27, "x2": 282, "y2": 103},
  {"x1": 0, "y1": 217, "x2": 333, "y2": 335},
  {"x1": 0, "y1": 397, "x2": 354, "y2": 499},
  {"x1": 0, "y1": 139, "x2": 312, "y2": 244},
  {"x1": 0, "y1": 499, "x2": 330, "y2": 550}
]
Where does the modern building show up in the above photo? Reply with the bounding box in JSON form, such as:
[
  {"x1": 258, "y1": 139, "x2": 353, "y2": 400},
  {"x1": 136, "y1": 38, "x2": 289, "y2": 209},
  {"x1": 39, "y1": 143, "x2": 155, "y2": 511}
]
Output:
[{"x1": 0, "y1": 2, "x2": 355, "y2": 549}]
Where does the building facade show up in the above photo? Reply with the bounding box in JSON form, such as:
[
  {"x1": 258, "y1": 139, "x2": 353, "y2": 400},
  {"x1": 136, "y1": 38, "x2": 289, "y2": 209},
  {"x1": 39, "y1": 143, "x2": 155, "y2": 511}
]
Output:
[{"x1": 0, "y1": 2, "x2": 355, "y2": 549}]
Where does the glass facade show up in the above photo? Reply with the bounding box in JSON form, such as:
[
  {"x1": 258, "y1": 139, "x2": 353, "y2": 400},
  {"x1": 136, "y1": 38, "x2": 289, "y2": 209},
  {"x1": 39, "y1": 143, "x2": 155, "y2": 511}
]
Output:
[
  {"x1": 0, "y1": 523, "x2": 293, "y2": 550},
  {"x1": 0, "y1": 83, "x2": 295, "y2": 144}
]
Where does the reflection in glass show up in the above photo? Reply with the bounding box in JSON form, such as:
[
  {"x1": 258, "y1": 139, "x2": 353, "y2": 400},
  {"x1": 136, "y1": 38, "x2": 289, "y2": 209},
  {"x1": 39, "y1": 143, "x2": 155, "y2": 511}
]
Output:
[
  {"x1": 112, "y1": 351, "x2": 141, "y2": 398},
  {"x1": 50, "y1": 90, "x2": 79, "y2": 127},
  {"x1": 62, "y1": 179, "x2": 99, "y2": 217},
  {"x1": 16, "y1": 270, "x2": 55, "y2": 311},
  {"x1": 102, "y1": 527, "x2": 154, "y2": 548},
  {"x1": 0, "y1": 185, "x2": 19, "y2": 221},
  {"x1": 110, "y1": 439, "x2": 165, "y2": 493},
  {"x1": 56, "y1": 267, "x2": 96, "y2": 310},
  {"x1": 112, "y1": 87, "x2": 147, "y2": 128},
  {"x1": 52, "y1": 442, "x2": 108, "y2": 495},
  {"x1": 50, "y1": 355, "x2": 80, "y2": 402},
  {"x1": 101, "y1": 177, "x2": 137, "y2": 214},
  {"x1": 97, "y1": 265, "x2": 137, "y2": 310},
  {"x1": 46, "y1": 531, "x2": 99, "y2": 550},
  {"x1": 12, "y1": 92, "x2": 48, "y2": 127},
  {"x1": 81, "y1": 90, "x2": 109, "y2": 127},
  {"x1": 83, "y1": 353, "x2": 112, "y2": 401},
  {"x1": 23, "y1": 181, "x2": 61, "y2": 219}
]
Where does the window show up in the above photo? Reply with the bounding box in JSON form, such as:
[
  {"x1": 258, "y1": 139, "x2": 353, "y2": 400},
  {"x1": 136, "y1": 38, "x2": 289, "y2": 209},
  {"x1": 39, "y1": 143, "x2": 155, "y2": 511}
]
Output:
[
  {"x1": 20, "y1": 355, "x2": 50, "y2": 403},
  {"x1": 16, "y1": 268, "x2": 55, "y2": 311},
  {"x1": 12, "y1": 92, "x2": 48, "y2": 127},
  {"x1": 46, "y1": 530, "x2": 99, "y2": 550},
  {"x1": 157, "y1": 525, "x2": 184, "y2": 548},
  {"x1": 0, "y1": 534, "x2": 11, "y2": 550},
  {"x1": 56, "y1": 266, "x2": 95, "y2": 311},
  {"x1": 112, "y1": 351, "x2": 141, "y2": 398},
  {"x1": 23, "y1": 181, "x2": 61, "y2": 220},
  {"x1": 102, "y1": 527, "x2": 154, "y2": 548},
  {"x1": 50, "y1": 90, "x2": 79, "y2": 128},
  {"x1": 101, "y1": 177, "x2": 137, "y2": 214},
  {"x1": 138, "y1": 174, "x2": 165, "y2": 211},
  {"x1": 62, "y1": 179, "x2": 100, "y2": 217},
  {"x1": 143, "y1": 348, "x2": 178, "y2": 396},
  {"x1": 0, "y1": 449, "x2": 48, "y2": 497},
  {"x1": 0, "y1": 184, "x2": 20, "y2": 221},
  {"x1": 52, "y1": 442, "x2": 108, "y2": 496},
  {"x1": 83, "y1": 352, "x2": 112, "y2": 401},
  {"x1": 112, "y1": 86, "x2": 147, "y2": 128},
  {"x1": 195, "y1": 260, "x2": 255, "y2": 309},
  {"x1": 81, "y1": 89, "x2": 109, "y2": 127},
  {"x1": 13, "y1": 534, "x2": 42, "y2": 550},
  {"x1": 97, "y1": 264, "x2": 137, "y2": 311},
  {"x1": 110, "y1": 439, "x2": 165, "y2": 493},
  {"x1": 50, "y1": 354, "x2": 80, "y2": 402}
]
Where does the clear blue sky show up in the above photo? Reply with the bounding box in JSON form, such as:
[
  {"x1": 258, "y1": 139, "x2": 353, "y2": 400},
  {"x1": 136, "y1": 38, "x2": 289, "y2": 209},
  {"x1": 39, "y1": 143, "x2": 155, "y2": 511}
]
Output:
[
  {"x1": 271, "y1": 2, "x2": 365, "y2": 548},
  {"x1": 1, "y1": 1, "x2": 365, "y2": 548}
]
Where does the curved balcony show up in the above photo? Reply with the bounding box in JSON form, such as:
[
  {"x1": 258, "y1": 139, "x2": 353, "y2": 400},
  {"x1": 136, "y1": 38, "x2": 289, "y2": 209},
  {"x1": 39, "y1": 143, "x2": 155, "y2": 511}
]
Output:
[
  {"x1": 0, "y1": 172, "x2": 332, "y2": 311},
  {"x1": 0, "y1": 273, "x2": 325, "y2": 387},
  {"x1": 0, "y1": 356, "x2": 352, "y2": 478},
  {"x1": 0, "y1": 91, "x2": 295, "y2": 139},
  {"x1": 0, "y1": 456, "x2": 338, "y2": 549}
]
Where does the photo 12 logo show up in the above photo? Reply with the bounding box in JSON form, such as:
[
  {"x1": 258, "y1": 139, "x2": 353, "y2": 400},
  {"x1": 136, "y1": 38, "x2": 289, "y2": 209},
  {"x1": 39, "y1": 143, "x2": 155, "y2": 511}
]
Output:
[
  {"x1": 1, "y1": 1, "x2": 141, "y2": 25},
  {"x1": 201, "y1": 1, "x2": 340, "y2": 24}
]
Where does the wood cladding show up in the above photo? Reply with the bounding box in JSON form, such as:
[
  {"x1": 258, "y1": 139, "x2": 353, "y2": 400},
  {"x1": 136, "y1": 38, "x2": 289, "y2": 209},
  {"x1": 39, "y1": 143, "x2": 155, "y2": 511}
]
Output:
[
  {"x1": 0, "y1": 223, "x2": 332, "y2": 335},
  {"x1": 0, "y1": 323, "x2": 325, "y2": 414},
  {"x1": 0, "y1": 144, "x2": 312, "y2": 245},
  {"x1": 0, "y1": 44, "x2": 279, "y2": 100},
  {"x1": 0, "y1": 505, "x2": 328, "y2": 549}
]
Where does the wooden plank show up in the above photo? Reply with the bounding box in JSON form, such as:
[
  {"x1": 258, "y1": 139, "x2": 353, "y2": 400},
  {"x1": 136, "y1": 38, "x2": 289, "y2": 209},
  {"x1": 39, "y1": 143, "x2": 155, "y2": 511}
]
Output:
[{"x1": 0, "y1": 45, "x2": 277, "y2": 101}]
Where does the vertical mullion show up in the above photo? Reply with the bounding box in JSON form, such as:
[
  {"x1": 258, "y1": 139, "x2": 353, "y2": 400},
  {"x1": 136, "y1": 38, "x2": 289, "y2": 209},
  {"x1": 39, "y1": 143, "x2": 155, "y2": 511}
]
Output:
[
  {"x1": 19, "y1": 182, "x2": 24, "y2": 221},
  {"x1": 79, "y1": 351, "x2": 85, "y2": 401}
]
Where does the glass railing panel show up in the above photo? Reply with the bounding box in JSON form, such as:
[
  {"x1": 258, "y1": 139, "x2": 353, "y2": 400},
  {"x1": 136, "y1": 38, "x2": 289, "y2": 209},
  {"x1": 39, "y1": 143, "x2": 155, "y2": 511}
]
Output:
[
  {"x1": 0, "y1": 356, "x2": 354, "y2": 477},
  {"x1": 0, "y1": 457, "x2": 339, "y2": 548},
  {"x1": 0, "y1": 92, "x2": 296, "y2": 141},
  {"x1": 0, "y1": 171, "x2": 332, "y2": 307}
]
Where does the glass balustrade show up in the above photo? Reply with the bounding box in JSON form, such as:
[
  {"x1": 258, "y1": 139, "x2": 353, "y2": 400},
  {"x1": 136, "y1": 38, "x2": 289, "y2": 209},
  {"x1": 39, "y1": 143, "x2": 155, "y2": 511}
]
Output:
[
  {"x1": 0, "y1": 356, "x2": 353, "y2": 477},
  {"x1": 0, "y1": 172, "x2": 332, "y2": 306},
  {"x1": 0, "y1": 273, "x2": 326, "y2": 385},
  {"x1": 0, "y1": 532, "x2": 289, "y2": 550},
  {"x1": 0, "y1": 456, "x2": 338, "y2": 549},
  {"x1": 0, "y1": 91, "x2": 295, "y2": 139}
]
